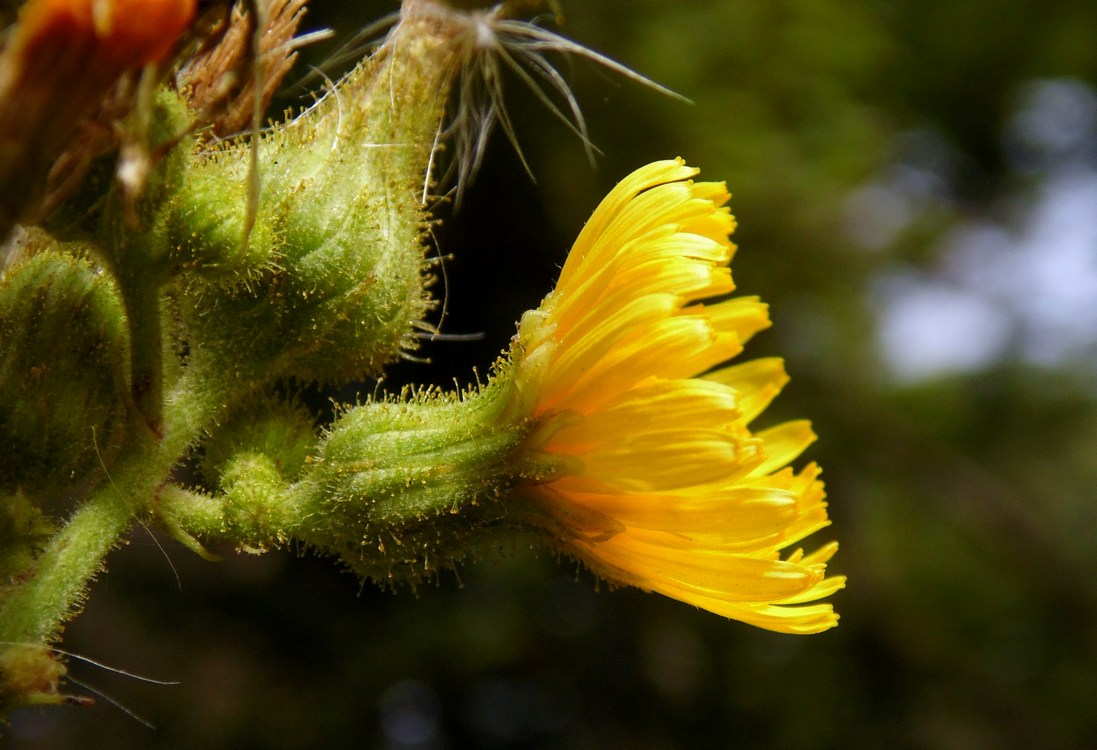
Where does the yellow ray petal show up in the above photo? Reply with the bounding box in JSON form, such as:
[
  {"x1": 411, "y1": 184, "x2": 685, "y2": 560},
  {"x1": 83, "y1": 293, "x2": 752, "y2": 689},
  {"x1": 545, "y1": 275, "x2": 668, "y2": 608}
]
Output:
[{"x1": 704, "y1": 357, "x2": 789, "y2": 424}]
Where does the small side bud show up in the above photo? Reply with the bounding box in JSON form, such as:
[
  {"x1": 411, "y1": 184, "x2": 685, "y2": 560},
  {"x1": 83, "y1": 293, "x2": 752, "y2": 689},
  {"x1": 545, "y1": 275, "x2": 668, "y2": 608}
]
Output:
[
  {"x1": 200, "y1": 393, "x2": 318, "y2": 488},
  {"x1": 0, "y1": 645, "x2": 66, "y2": 711}
]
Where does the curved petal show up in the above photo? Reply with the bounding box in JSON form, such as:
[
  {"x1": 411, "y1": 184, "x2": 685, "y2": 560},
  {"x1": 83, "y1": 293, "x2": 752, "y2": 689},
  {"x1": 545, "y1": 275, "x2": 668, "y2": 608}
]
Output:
[{"x1": 512, "y1": 160, "x2": 841, "y2": 633}]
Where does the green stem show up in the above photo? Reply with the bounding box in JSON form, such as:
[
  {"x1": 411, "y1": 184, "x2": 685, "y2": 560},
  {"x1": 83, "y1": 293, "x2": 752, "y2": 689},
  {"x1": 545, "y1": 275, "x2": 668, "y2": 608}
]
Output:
[
  {"x1": 158, "y1": 458, "x2": 308, "y2": 552},
  {"x1": 0, "y1": 347, "x2": 253, "y2": 653},
  {"x1": 119, "y1": 274, "x2": 165, "y2": 434},
  {"x1": 160, "y1": 380, "x2": 538, "y2": 584},
  {"x1": 0, "y1": 489, "x2": 133, "y2": 645}
]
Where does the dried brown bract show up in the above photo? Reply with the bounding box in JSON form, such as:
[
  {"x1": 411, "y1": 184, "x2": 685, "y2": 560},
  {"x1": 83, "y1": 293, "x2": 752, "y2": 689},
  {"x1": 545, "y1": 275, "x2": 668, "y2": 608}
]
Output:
[{"x1": 176, "y1": 0, "x2": 314, "y2": 141}]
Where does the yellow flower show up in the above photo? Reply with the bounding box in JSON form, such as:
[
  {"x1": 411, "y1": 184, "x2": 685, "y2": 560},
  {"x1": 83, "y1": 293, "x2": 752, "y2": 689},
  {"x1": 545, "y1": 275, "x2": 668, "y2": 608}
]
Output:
[{"x1": 513, "y1": 158, "x2": 844, "y2": 634}]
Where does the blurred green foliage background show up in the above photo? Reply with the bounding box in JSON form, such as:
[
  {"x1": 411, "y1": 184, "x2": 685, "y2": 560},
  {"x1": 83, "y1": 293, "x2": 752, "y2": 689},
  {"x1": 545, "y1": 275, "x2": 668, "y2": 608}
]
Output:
[{"x1": 8, "y1": 0, "x2": 1097, "y2": 747}]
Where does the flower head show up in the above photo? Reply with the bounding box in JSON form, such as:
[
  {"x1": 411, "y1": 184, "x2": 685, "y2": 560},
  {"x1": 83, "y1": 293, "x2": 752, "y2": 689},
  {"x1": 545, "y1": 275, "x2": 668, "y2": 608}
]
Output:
[{"x1": 513, "y1": 159, "x2": 844, "y2": 634}]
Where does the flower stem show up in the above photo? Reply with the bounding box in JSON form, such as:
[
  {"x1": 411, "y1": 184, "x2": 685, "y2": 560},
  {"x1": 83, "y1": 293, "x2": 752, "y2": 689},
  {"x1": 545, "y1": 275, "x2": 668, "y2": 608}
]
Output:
[
  {"x1": 0, "y1": 343, "x2": 251, "y2": 653},
  {"x1": 0, "y1": 488, "x2": 133, "y2": 646}
]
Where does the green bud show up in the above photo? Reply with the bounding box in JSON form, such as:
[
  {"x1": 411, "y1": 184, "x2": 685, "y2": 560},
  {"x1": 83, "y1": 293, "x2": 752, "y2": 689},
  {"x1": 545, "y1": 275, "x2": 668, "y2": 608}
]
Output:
[
  {"x1": 0, "y1": 248, "x2": 129, "y2": 499},
  {"x1": 200, "y1": 393, "x2": 318, "y2": 488},
  {"x1": 217, "y1": 452, "x2": 302, "y2": 551},
  {"x1": 171, "y1": 6, "x2": 470, "y2": 386}
]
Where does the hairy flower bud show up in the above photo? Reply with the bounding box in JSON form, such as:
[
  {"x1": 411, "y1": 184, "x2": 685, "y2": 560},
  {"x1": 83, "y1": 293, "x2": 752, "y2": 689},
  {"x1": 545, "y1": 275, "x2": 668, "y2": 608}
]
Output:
[
  {"x1": 0, "y1": 248, "x2": 129, "y2": 500},
  {"x1": 169, "y1": 2, "x2": 473, "y2": 385}
]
